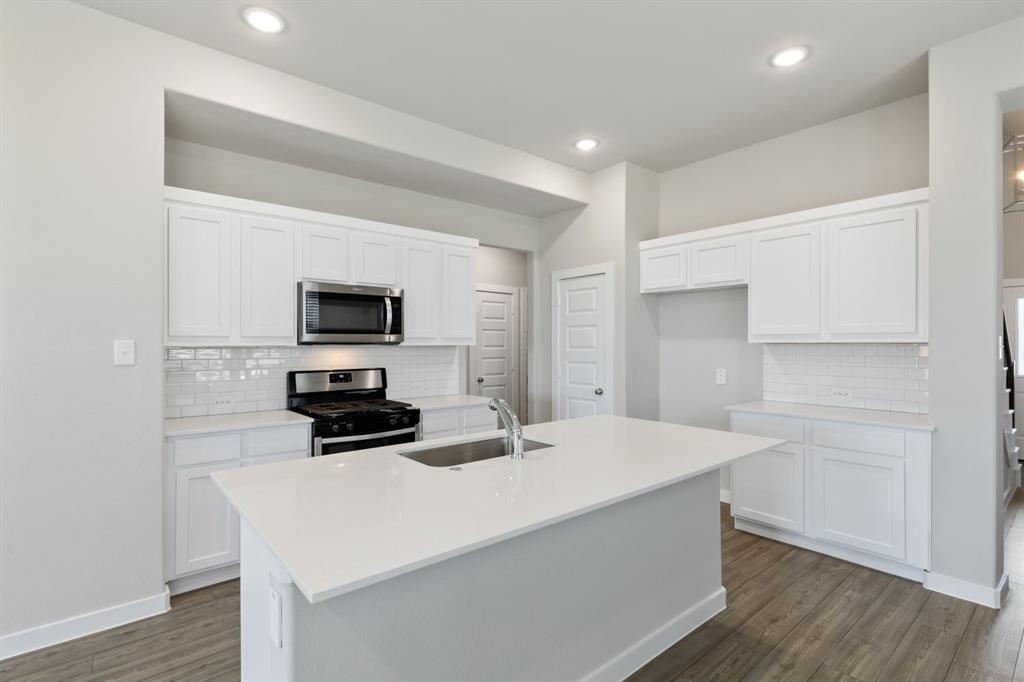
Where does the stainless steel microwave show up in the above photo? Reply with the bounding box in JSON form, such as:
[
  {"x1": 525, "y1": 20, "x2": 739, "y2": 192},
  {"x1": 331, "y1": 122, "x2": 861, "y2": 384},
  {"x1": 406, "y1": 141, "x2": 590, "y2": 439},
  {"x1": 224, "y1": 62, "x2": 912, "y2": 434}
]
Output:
[{"x1": 297, "y1": 281, "x2": 403, "y2": 345}]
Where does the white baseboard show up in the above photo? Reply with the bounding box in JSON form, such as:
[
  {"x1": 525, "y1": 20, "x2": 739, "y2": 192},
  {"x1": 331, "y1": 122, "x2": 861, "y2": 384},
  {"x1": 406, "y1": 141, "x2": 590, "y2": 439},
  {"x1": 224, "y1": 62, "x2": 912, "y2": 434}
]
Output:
[
  {"x1": 169, "y1": 563, "x2": 240, "y2": 595},
  {"x1": 583, "y1": 586, "x2": 727, "y2": 682},
  {"x1": 924, "y1": 570, "x2": 1010, "y2": 609},
  {"x1": 0, "y1": 587, "x2": 170, "y2": 660},
  {"x1": 719, "y1": 489, "x2": 732, "y2": 504}
]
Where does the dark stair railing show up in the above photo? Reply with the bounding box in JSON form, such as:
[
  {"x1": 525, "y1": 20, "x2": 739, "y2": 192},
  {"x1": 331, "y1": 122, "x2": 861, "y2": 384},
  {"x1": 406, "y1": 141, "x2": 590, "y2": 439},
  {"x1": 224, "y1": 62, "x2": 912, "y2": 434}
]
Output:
[{"x1": 1004, "y1": 314, "x2": 1019, "y2": 463}]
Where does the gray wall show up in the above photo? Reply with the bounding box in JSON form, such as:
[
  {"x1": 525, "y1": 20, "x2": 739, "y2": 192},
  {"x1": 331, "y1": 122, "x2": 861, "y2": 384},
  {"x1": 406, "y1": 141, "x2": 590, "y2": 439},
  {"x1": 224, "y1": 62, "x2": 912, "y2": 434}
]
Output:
[
  {"x1": 1005, "y1": 211, "x2": 1024, "y2": 278},
  {"x1": 928, "y1": 16, "x2": 1024, "y2": 593},
  {"x1": 476, "y1": 245, "x2": 528, "y2": 288}
]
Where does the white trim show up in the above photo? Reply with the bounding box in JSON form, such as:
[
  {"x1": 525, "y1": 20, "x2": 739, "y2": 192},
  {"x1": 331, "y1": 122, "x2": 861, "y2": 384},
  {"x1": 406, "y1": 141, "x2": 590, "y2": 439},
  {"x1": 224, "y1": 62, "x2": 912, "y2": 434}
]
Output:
[
  {"x1": 734, "y1": 519, "x2": 925, "y2": 582},
  {"x1": 583, "y1": 586, "x2": 726, "y2": 682},
  {"x1": 720, "y1": 489, "x2": 732, "y2": 504},
  {"x1": 924, "y1": 570, "x2": 1010, "y2": 609},
  {"x1": 550, "y1": 262, "x2": 616, "y2": 421},
  {"x1": 519, "y1": 286, "x2": 529, "y2": 425},
  {"x1": 168, "y1": 563, "x2": 240, "y2": 596},
  {"x1": 641, "y1": 187, "x2": 929, "y2": 250},
  {"x1": 0, "y1": 587, "x2": 170, "y2": 660},
  {"x1": 165, "y1": 186, "x2": 479, "y2": 249},
  {"x1": 1005, "y1": 279, "x2": 1024, "y2": 288},
  {"x1": 476, "y1": 282, "x2": 517, "y2": 296}
]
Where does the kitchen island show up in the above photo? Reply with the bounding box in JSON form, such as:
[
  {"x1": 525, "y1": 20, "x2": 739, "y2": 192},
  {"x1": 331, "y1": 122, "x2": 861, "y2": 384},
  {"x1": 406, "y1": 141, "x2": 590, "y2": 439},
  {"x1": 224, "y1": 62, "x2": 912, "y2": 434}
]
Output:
[{"x1": 213, "y1": 415, "x2": 781, "y2": 681}]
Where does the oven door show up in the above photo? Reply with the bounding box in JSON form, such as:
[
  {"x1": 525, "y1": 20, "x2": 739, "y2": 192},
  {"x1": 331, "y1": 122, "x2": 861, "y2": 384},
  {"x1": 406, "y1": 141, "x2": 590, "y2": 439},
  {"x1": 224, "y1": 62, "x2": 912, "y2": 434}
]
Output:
[
  {"x1": 299, "y1": 281, "x2": 403, "y2": 344},
  {"x1": 314, "y1": 426, "x2": 419, "y2": 456}
]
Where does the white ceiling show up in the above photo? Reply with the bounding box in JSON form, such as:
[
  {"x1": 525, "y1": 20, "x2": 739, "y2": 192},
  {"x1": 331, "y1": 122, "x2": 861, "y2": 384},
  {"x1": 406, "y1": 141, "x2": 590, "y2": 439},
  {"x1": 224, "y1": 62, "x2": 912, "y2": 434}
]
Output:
[{"x1": 83, "y1": 0, "x2": 1022, "y2": 173}]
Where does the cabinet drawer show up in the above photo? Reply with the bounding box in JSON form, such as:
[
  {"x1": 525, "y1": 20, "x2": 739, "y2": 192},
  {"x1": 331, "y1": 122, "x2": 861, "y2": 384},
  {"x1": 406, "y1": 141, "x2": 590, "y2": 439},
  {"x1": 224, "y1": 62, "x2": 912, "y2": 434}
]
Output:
[
  {"x1": 422, "y1": 409, "x2": 461, "y2": 434},
  {"x1": 246, "y1": 426, "x2": 309, "y2": 457},
  {"x1": 173, "y1": 433, "x2": 241, "y2": 467},
  {"x1": 463, "y1": 406, "x2": 496, "y2": 428},
  {"x1": 813, "y1": 422, "x2": 905, "y2": 457},
  {"x1": 731, "y1": 413, "x2": 805, "y2": 443}
]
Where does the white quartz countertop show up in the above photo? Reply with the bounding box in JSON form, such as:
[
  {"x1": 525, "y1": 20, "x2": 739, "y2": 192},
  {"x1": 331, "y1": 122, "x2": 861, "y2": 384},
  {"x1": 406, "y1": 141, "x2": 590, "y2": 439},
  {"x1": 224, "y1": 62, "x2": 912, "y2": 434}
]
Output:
[
  {"x1": 726, "y1": 401, "x2": 934, "y2": 431},
  {"x1": 213, "y1": 415, "x2": 782, "y2": 604},
  {"x1": 164, "y1": 410, "x2": 312, "y2": 437},
  {"x1": 402, "y1": 394, "x2": 492, "y2": 411}
]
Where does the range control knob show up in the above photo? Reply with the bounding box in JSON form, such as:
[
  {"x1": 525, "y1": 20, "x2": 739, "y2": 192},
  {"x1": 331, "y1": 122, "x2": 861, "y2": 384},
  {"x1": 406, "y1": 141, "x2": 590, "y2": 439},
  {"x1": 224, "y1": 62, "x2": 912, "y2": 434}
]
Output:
[
  {"x1": 346, "y1": 422, "x2": 355, "y2": 432},
  {"x1": 331, "y1": 423, "x2": 341, "y2": 433},
  {"x1": 389, "y1": 417, "x2": 399, "y2": 427},
  {"x1": 402, "y1": 415, "x2": 410, "y2": 425}
]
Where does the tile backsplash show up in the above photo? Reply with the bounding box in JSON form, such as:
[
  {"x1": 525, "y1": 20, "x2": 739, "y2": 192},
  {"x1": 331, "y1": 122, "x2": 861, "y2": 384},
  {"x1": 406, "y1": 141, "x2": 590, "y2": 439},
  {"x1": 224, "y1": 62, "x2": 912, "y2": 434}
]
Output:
[
  {"x1": 164, "y1": 345, "x2": 460, "y2": 418},
  {"x1": 763, "y1": 343, "x2": 929, "y2": 414}
]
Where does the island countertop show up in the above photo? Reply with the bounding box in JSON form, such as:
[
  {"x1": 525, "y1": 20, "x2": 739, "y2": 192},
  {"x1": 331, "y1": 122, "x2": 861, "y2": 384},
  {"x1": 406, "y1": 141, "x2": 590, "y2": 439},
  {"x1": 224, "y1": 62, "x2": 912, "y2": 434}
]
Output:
[{"x1": 212, "y1": 415, "x2": 782, "y2": 604}]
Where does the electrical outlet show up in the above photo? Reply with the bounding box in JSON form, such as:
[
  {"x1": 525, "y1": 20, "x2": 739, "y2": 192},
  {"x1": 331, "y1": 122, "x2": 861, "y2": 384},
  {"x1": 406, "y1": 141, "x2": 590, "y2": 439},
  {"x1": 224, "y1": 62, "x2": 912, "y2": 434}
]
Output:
[
  {"x1": 830, "y1": 388, "x2": 853, "y2": 400},
  {"x1": 715, "y1": 368, "x2": 727, "y2": 385},
  {"x1": 213, "y1": 397, "x2": 235, "y2": 409},
  {"x1": 410, "y1": 383, "x2": 424, "y2": 395}
]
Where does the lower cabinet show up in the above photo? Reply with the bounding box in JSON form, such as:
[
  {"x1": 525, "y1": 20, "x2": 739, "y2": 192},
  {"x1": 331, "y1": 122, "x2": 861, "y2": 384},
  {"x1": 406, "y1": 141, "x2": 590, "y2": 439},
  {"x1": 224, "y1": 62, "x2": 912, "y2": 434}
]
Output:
[
  {"x1": 729, "y1": 411, "x2": 930, "y2": 577},
  {"x1": 165, "y1": 423, "x2": 310, "y2": 590},
  {"x1": 420, "y1": 405, "x2": 498, "y2": 440}
]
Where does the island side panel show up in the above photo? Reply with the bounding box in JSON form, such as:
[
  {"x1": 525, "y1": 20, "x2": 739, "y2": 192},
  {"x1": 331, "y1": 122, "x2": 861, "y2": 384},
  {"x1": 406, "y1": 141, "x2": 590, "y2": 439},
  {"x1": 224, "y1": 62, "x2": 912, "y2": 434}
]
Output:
[{"x1": 270, "y1": 470, "x2": 723, "y2": 682}]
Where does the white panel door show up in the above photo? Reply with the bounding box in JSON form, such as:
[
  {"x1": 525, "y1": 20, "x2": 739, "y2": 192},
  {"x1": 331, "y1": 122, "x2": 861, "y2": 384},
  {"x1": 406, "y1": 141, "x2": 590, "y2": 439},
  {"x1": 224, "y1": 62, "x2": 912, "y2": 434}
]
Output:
[
  {"x1": 640, "y1": 245, "x2": 687, "y2": 292},
  {"x1": 555, "y1": 272, "x2": 610, "y2": 419},
  {"x1": 240, "y1": 217, "x2": 295, "y2": 340},
  {"x1": 690, "y1": 236, "x2": 748, "y2": 287},
  {"x1": 749, "y1": 225, "x2": 821, "y2": 337},
  {"x1": 401, "y1": 240, "x2": 443, "y2": 340},
  {"x1": 353, "y1": 232, "x2": 398, "y2": 285},
  {"x1": 471, "y1": 288, "x2": 519, "y2": 415},
  {"x1": 810, "y1": 446, "x2": 906, "y2": 559},
  {"x1": 300, "y1": 224, "x2": 350, "y2": 282},
  {"x1": 442, "y1": 246, "x2": 476, "y2": 342},
  {"x1": 826, "y1": 208, "x2": 918, "y2": 335},
  {"x1": 167, "y1": 205, "x2": 233, "y2": 340},
  {"x1": 731, "y1": 443, "x2": 805, "y2": 532},
  {"x1": 174, "y1": 462, "x2": 240, "y2": 575}
]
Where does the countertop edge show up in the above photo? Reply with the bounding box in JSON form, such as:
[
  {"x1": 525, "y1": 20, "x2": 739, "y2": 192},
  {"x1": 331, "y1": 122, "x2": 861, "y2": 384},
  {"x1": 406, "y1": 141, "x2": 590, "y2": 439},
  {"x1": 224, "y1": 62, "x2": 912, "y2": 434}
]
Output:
[
  {"x1": 164, "y1": 411, "x2": 313, "y2": 437},
  {"x1": 725, "y1": 401, "x2": 934, "y2": 432}
]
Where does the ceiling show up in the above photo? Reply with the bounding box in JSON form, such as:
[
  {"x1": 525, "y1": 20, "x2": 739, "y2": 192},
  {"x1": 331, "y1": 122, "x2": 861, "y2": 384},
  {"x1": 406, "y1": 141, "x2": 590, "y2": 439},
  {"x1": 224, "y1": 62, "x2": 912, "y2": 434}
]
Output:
[{"x1": 83, "y1": 0, "x2": 1022, "y2": 173}]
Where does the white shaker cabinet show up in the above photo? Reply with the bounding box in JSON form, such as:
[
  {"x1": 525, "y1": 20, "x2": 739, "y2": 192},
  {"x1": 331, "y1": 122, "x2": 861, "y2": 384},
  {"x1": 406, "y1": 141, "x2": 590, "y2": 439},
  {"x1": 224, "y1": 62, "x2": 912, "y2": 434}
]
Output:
[
  {"x1": 690, "y1": 236, "x2": 748, "y2": 288},
  {"x1": 166, "y1": 205, "x2": 234, "y2": 342},
  {"x1": 401, "y1": 240, "x2": 443, "y2": 341},
  {"x1": 173, "y1": 461, "x2": 240, "y2": 576},
  {"x1": 299, "y1": 224, "x2": 350, "y2": 282},
  {"x1": 748, "y1": 225, "x2": 821, "y2": 340},
  {"x1": 729, "y1": 414, "x2": 806, "y2": 533},
  {"x1": 640, "y1": 245, "x2": 688, "y2": 292},
  {"x1": 442, "y1": 246, "x2": 477, "y2": 342},
  {"x1": 240, "y1": 217, "x2": 295, "y2": 342},
  {"x1": 353, "y1": 232, "x2": 399, "y2": 286}
]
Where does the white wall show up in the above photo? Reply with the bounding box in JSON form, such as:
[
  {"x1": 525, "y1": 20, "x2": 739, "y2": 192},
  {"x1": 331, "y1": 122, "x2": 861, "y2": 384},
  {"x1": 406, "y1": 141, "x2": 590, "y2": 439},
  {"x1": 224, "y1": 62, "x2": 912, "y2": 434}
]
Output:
[
  {"x1": 0, "y1": 0, "x2": 585, "y2": 645},
  {"x1": 928, "y1": 16, "x2": 1024, "y2": 595},
  {"x1": 166, "y1": 139, "x2": 541, "y2": 253},
  {"x1": 1006, "y1": 212, "x2": 1024, "y2": 278},
  {"x1": 624, "y1": 165, "x2": 661, "y2": 420},
  {"x1": 476, "y1": 245, "x2": 529, "y2": 288}
]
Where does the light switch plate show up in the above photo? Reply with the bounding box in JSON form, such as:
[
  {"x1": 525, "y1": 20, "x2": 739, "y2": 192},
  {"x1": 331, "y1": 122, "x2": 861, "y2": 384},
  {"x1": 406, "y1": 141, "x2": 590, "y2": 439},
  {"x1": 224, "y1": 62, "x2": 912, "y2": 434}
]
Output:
[
  {"x1": 715, "y1": 368, "x2": 727, "y2": 385},
  {"x1": 113, "y1": 339, "x2": 135, "y2": 366}
]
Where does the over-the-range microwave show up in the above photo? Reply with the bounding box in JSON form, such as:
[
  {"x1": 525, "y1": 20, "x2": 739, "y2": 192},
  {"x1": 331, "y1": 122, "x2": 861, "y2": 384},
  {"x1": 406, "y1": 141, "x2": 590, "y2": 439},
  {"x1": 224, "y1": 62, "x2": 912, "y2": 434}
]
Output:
[{"x1": 298, "y1": 280, "x2": 403, "y2": 345}]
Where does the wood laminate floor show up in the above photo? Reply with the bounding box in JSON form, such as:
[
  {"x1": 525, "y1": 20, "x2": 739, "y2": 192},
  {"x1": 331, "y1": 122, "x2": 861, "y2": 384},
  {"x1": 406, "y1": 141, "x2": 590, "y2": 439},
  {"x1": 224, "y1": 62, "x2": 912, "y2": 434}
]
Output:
[{"x1": 6, "y1": 495, "x2": 1024, "y2": 682}]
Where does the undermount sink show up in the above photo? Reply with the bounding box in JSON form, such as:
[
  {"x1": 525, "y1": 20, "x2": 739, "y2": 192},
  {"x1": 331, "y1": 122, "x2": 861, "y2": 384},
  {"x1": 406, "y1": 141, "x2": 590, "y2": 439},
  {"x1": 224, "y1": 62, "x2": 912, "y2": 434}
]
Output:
[{"x1": 398, "y1": 436, "x2": 553, "y2": 468}]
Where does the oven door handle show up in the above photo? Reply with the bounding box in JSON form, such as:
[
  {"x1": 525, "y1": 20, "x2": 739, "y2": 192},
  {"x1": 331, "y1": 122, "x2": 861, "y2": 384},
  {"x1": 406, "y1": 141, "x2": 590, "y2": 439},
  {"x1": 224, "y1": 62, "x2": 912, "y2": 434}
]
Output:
[
  {"x1": 318, "y1": 426, "x2": 418, "y2": 445},
  {"x1": 384, "y1": 297, "x2": 394, "y2": 335}
]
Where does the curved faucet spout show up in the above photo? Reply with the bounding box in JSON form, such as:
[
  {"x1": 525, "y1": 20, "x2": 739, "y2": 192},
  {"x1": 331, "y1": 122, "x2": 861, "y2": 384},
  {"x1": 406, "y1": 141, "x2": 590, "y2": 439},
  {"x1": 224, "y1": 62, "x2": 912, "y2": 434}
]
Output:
[{"x1": 488, "y1": 398, "x2": 525, "y2": 459}]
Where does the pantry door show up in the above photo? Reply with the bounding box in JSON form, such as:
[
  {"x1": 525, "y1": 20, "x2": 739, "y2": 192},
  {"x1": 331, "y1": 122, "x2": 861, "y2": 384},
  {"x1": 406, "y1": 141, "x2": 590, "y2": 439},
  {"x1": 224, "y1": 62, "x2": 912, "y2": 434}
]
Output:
[
  {"x1": 470, "y1": 285, "x2": 520, "y2": 418},
  {"x1": 552, "y1": 263, "x2": 613, "y2": 421}
]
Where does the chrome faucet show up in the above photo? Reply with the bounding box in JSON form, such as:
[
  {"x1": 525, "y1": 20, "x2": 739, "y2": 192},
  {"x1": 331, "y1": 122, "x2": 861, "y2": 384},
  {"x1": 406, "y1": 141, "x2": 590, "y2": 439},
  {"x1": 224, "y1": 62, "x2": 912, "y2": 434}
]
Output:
[{"x1": 489, "y1": 398, "x2": 525, "y2": 459}]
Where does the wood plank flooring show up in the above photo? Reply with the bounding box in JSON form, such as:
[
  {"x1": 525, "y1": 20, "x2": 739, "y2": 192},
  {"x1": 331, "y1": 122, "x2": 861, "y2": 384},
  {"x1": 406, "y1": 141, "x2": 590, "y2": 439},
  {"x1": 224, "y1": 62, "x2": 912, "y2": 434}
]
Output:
[{"x1": 5, "y1": 494, "x2": 1024, "y2": 682}]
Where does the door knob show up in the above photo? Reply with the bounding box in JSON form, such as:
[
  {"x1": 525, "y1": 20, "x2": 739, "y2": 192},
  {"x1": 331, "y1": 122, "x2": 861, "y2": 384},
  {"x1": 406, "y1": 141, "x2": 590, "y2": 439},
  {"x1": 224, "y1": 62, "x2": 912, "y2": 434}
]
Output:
[
  {"x1": 477, "y1": 377, "x2": 485, "y2": 383},
  {"x1": 594, "y1": 387, "x2": 604, "y2": 396}
]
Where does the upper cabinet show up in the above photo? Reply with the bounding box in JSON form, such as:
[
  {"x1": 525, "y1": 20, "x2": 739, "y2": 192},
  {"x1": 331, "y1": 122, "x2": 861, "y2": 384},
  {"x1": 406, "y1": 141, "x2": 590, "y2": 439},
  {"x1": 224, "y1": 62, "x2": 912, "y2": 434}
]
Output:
[
  {"x1": 638, "y1": 188, "x2": 929, "y2": 343},
  {"x1": 165, "y1": 187, "x2": 479, "y2": 347}
]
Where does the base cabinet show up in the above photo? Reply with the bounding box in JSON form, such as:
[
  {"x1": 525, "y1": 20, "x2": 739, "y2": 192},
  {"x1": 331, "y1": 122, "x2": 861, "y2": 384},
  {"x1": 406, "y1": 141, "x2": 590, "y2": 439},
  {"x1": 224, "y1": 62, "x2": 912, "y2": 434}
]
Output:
[
  {"x1": 174, "y1": 462, "x2": 240, "y2": 575},
  {"x1": 420, "y1": 405, "x2": 498, "y2": 440},
  {"x1": 732, "y1": 444, "x2": 805, "y2": 533}
]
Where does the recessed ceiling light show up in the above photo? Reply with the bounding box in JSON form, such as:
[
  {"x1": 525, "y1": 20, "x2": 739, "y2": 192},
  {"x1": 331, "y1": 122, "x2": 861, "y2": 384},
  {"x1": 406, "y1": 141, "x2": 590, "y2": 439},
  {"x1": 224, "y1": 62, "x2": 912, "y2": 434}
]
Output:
[
  {"x1": 770, "y1": 46, "x2": 809, "y2": 68},
  {"x1": 573, "y1": 138, "x2": 600, "y2": 152},
  {"x1": 243, "y1": 7, "x2": 285, "y2": 34}
]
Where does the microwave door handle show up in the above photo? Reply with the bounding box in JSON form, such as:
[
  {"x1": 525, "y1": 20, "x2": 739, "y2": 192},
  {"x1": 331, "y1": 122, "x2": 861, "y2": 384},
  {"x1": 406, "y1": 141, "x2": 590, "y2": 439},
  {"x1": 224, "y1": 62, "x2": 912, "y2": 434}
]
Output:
[{"x1": 384, "y1": 297, "x2": 393, "y2": 335}]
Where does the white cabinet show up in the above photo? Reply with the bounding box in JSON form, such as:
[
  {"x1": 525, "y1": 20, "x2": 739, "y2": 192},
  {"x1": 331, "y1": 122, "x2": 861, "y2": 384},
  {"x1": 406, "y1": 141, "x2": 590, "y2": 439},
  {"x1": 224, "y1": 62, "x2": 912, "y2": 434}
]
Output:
[
  {"x1": 749, "y1": 225, "x2": 821, "y2": 340},
  {"x1": 420, "y1": 404, "x2": 497, "y2": 440},
  {"x1": 174, "y1": 462, "x2": 240, "y2": 575},
  {"x1": 810, "y1": 446, "x2": 906, "y2": 559},
  {"x1": 825, "y1": 208, "x2": 923, "y2": 338},
  {"x1": 442, "y1": 246, "x2": 477, "y2": 342},
  {"x1": 640, "y1": 245, "x2": 688, "y2": 292},
  {"x1": 240, "y1": 217, "x2": 295, "y2": 341},
  {"x1": 732, "y1": 444, "x2": 806, "y2": 533},
  {"x1": 167, "y1": 205, "x2": 233, "y2": 342},
  {"x1": 690, "y1": 236, "x2": 748, "y2": 287},
  {"x1": 299, "y1": 224, "x2": 350, "y2": 282},
  {"x1": 353, "y1": 232, "x2": 398, "y2": 286},
  {"x1": 401, "y1": 240, "x2": 443, "y2": 340}
]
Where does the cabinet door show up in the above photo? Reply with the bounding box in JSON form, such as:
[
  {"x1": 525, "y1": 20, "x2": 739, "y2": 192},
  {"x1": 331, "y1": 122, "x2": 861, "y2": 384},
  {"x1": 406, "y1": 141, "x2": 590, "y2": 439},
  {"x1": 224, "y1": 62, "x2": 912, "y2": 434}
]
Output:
[
  {"x1": 240, "y1": 217, "x2": 295, "y2": 341},
  {"x1": 640, "y1": 245, "x2": 687, "y2": 292},
  {"x1": 401, "y1": 240, "x2": 443, "y2": 340},
  {"x1": 749, "y1": 225, "x2": 821, "y2": 337},
  {"x1": 731, "y1": 443, "x2": 805, "y2": 533},
  {"x1": 300, "y1": 224, "x2": 350, "y2": 282},
  {"x1": 174, "y1": 462, "x2": 240, "y2": 575},
  {"x1": 691, "y1": 236, "x2": 748, "y2": 287},
  {"x1": 353, "y1": 232, "x2": 398, "y2": 285},
  {"x1": 810, "y1": 446, "x2": 906, "y2": 559},
  {"x1": 825, "y1": 208, "x2": 919, "y2": 336},
  {"x1": 442, "y1": 246, "x2": 477, "y2": 342},
  {"x1": 167, "y1": 205, "x2": 233, "y2": 340}
]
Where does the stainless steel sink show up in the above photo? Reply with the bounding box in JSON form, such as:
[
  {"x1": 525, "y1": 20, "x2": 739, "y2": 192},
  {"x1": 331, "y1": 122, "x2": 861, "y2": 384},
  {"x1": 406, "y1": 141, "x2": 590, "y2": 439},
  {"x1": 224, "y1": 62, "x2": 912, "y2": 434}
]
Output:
[{"x1": 398, "y1": 436, "x2": 553, "y2": 467}]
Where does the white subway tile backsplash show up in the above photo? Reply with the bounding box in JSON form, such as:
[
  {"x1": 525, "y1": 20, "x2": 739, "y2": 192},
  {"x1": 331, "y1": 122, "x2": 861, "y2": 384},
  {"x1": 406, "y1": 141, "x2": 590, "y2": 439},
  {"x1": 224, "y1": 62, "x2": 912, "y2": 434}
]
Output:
[
  {"x1": 763, "y1": 343, "x2": 928, "y2": 414},
  {"x1": 164, "y1": 345, "x2": 462, "y2": 417}
]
